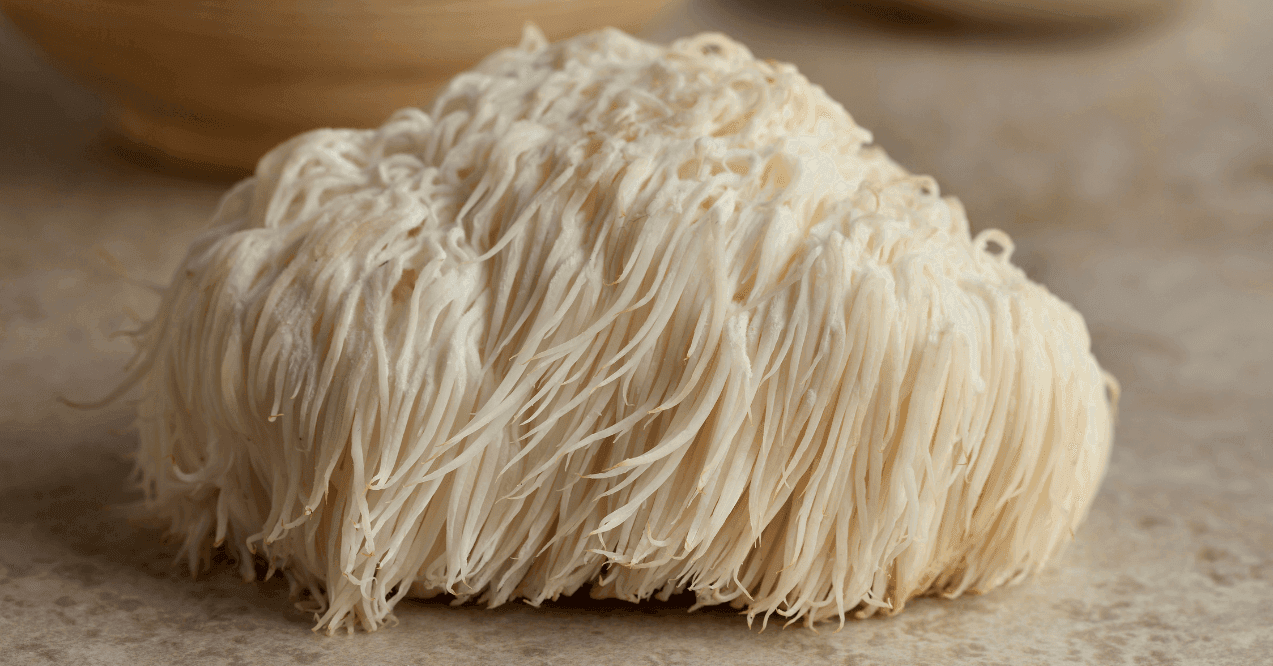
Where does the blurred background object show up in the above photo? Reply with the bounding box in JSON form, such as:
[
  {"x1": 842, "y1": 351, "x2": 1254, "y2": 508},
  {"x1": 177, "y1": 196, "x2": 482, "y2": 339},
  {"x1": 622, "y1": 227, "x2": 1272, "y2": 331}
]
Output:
[
  {"x1": 853, "y1": 0, "x2": 1173, "y2": 26},
  {"x1": 0, "y1": 0, "x2": 680, "y2": 174}
]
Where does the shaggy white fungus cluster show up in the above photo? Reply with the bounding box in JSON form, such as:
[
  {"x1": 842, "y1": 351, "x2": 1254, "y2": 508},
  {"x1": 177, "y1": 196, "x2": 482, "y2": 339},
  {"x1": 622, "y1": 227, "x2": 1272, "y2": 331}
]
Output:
[{"x1": 122, "y1": 27, "x2": 1116, "y2": 633}]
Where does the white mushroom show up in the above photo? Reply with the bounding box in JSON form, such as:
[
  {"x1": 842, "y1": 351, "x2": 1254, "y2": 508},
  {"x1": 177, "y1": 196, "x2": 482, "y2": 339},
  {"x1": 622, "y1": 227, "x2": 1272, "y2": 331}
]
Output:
[{"x1": 121, "y1": 27, "x2": 1117, "y2": 634}]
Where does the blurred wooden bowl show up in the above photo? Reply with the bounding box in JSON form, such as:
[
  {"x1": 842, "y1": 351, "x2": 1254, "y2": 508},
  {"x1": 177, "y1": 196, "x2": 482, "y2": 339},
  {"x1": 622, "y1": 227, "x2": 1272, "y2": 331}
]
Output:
[{"x1": 1, "y1": 0, "x2": 679, "y2": 172}]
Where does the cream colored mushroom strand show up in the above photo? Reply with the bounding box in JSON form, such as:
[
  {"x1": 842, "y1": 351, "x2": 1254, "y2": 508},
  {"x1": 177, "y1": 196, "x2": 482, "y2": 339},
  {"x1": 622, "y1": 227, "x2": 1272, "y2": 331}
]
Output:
[{"x1": 127, "y1": 26, "x2": 1116, "y2": 634}]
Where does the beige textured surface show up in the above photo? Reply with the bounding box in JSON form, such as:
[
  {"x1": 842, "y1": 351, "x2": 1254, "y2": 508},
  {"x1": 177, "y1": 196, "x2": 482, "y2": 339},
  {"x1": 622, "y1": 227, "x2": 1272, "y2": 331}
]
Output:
[{"x1": 1, "y1": 1, "x2": 1270, "y2": 664}]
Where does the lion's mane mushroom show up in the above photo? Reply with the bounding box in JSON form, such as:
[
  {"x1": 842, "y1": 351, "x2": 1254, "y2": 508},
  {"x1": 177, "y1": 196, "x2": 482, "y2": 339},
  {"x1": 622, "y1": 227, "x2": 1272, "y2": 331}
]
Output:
[{"x1": 119, "y1": 27, "x2": 1117, "y2": 634}]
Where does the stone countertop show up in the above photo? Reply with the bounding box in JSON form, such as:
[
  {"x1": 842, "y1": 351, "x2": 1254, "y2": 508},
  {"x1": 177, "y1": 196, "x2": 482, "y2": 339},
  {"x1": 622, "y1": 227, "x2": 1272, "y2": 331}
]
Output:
[{"x1": 1, "y1": 1, "x2": 1270, "y2": 664}]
